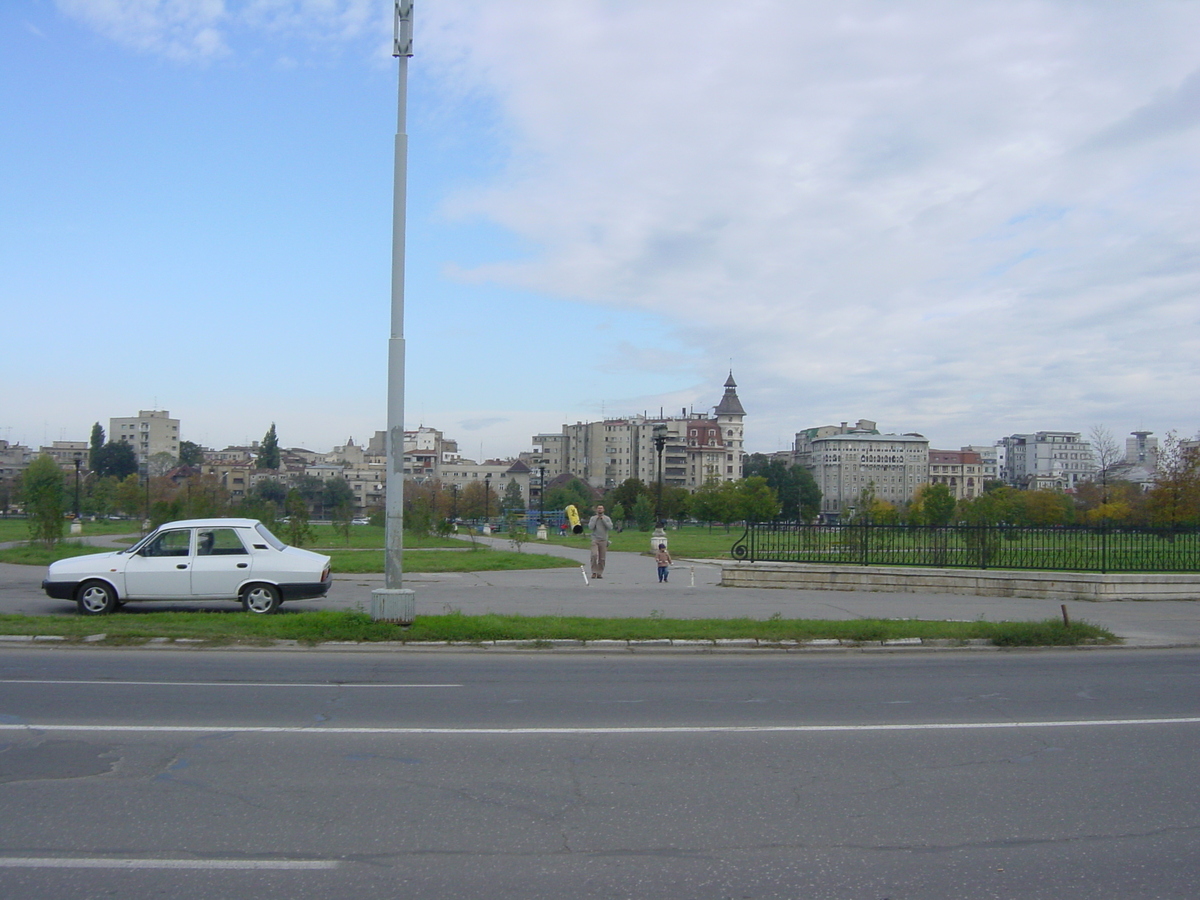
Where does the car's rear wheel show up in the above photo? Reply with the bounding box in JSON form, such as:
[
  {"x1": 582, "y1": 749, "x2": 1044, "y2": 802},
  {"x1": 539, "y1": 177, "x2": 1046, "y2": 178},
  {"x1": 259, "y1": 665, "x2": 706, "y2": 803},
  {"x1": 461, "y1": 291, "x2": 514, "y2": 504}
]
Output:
[
  {"x1": 241, "y1": 583, "x2": 281, "y2": 614},
  {"x1": 76, "y1": 581, "x2": 117, "y2": 616}
]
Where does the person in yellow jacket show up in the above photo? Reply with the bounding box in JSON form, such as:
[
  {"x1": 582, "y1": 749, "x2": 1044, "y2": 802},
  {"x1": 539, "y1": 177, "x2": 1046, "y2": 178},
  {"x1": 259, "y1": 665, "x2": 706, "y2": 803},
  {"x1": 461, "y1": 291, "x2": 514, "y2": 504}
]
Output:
[{"x1": 565, "y1": 504, "x2": 583, "y2": 534}]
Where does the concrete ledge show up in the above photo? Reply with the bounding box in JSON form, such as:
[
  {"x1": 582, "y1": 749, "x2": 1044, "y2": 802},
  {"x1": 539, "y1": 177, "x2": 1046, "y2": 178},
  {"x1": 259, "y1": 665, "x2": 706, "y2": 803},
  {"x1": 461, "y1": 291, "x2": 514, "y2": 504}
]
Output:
[{"x1": 720, "y1": 561, "x2": 1200, "y2": 601}]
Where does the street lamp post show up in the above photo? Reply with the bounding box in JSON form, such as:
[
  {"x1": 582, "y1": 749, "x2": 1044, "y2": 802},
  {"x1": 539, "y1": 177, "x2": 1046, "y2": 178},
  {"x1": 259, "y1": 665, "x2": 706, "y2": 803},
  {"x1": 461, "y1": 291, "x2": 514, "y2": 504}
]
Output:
[
  {"x1": 73, "y1": 457, "x2": 82, "y2": 520},
  {"x1": 484, "y1": 473, "x2": 492, "y2": 532},
  {"x1": 538, "y1": 465, "x2": 545, "y2": 523},
  {"x1": 652, "y1": 424, "x2": 669, "y2": 551},
  {"x1": 372, "y1": 0, "x2": 416, "y2": 624}
]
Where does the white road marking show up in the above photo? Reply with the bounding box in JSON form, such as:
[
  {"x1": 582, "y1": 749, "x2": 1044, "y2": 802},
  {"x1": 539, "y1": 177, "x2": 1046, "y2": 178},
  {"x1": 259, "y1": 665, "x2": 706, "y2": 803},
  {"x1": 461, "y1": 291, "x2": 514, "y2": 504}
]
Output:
[
  {"x1": 0, "y1": 680, "x2": 461, "y2": 688},
  {"x1": 0, "y1": 858, "x2": 338, "y2": 870},
  {"x1": 0, "y1": 717, "x2": 1197, "y2": 735}
]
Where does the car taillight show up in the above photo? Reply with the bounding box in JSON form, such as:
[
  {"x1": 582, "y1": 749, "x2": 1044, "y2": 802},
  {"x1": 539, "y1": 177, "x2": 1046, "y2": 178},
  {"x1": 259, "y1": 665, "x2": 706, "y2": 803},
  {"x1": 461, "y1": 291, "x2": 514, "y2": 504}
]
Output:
[{"x1": 321, "y1": 566, "x2": 331, "y2": 581}]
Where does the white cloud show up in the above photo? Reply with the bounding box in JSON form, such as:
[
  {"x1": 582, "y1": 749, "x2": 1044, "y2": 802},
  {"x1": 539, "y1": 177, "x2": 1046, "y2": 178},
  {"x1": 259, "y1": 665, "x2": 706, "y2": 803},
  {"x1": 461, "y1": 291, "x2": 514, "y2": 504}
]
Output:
[
  {"x1": 55, "y1": 0, "x2": 385, "y2": 62},
  {"x1": 418, "y1": 0, "x2": 1200, "y2": 447},
  {"x1": 56, "y1": 0, "x2": 231, "y2": 61}
]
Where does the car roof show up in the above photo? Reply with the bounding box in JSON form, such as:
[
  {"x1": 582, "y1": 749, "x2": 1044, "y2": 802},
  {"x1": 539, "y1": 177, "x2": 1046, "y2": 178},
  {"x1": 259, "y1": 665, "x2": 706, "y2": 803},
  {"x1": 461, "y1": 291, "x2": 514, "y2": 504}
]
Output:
[{"x1": 154, "y1": 518, "x2": 263, "y2": 530}]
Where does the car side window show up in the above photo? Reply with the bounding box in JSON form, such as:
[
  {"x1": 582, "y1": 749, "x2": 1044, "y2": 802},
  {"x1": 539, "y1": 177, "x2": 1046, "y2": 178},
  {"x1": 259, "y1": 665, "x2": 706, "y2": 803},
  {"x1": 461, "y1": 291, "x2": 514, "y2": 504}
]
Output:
[
  {"x1": 198, "y1": 528, "x2": 249, "y2": 556},
  {"x1": 144, "y1": 530, "x2": 191, "y2": 558}
]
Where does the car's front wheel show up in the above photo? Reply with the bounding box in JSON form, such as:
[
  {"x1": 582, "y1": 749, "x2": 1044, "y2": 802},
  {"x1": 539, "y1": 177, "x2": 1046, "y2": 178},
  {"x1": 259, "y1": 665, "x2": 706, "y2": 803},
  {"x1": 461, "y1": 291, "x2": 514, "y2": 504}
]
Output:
[
  {"x1": 76, "y1": 581, "x2": 117, "y2": 616},
  {"x1": 241, "y1": 583, "x2": 281, "y2": 614}
]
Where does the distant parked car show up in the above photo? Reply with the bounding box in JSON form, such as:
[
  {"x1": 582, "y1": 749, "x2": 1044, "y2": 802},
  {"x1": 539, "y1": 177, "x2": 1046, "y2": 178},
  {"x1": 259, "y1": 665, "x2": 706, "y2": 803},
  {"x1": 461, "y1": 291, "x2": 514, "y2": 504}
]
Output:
[
  {"x1": 42, "y1": 518, "x2": 331, "y2": 616},
  {"x1": 351, "y1": 517, "x2": 370, "y2": 526}
]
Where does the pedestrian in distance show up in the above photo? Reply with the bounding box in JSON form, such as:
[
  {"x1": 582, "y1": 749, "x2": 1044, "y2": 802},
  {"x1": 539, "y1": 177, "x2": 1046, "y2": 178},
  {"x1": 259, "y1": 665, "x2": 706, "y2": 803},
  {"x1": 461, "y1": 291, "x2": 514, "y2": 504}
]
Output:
[
  {"x1": 655, "y1": 543, "x2": 672, "y2": 583},
  {"x1": 588, "y1": 505, "x2": 614, "y2": 579}
]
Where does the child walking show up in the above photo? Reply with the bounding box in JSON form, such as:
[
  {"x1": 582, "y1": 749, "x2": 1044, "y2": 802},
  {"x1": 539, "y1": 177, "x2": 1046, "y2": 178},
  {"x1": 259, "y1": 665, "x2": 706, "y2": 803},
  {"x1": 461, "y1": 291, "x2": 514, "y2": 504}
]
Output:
[{"x1": 655, "y1": 543, "x2": 673, "y2": 583}]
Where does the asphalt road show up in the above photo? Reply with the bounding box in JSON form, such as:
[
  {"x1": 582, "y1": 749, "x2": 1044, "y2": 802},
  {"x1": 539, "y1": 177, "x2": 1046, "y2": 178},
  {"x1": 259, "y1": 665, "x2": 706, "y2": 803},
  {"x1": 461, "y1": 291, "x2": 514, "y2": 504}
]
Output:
[{"x1": 1, "y1": 647, "x2": 1198, "y2": 898}]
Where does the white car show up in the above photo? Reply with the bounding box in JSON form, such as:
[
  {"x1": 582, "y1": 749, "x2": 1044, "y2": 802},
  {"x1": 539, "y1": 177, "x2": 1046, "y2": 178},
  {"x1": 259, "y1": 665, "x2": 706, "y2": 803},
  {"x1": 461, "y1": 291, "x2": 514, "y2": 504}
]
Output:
[{"x1": 42, "y1": 518, "x2": 332, "y2": 616}]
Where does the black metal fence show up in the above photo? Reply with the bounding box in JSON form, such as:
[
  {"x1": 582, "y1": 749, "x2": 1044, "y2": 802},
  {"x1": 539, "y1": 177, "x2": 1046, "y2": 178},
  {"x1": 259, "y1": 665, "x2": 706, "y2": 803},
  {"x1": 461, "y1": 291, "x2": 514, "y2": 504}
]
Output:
[{"x1": 730, "y1": 523, "x2": 1200, "y2": 573}]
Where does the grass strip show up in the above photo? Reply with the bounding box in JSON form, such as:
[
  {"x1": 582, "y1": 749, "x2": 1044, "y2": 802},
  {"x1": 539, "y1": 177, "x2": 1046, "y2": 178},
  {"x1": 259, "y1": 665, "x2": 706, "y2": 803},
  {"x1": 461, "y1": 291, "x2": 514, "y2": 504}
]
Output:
[
  {"x1": 0, "y1": 610, "x2": 1116, "y2": 647},
  {"x1": 324, "y1": 548, "x2": 579, "y2": 574},
  {"x1": 0, "y1": 542, "x2": 579, "y2": 574}
]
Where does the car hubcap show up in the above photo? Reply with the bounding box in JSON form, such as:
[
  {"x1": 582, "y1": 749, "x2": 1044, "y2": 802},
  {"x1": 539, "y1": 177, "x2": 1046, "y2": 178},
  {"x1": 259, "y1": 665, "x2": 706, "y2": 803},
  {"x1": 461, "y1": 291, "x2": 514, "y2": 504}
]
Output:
[
  {"x1": 81, "y1": 587, "x2": 109, "y2": 612},
  {"x1": 246, "y1": 589, "x2": 274, "y2": 613}
]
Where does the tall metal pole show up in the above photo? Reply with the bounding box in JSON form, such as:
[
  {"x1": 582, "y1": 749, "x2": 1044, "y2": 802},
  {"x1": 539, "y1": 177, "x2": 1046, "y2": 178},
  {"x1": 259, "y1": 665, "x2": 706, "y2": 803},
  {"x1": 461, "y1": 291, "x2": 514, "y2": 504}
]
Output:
[
  {"x1": 385, "y1": 2, "x2": 413, "y2": 590},
  {"x1": 373, "y1": 3, "x2": 416, "y2": 623}
]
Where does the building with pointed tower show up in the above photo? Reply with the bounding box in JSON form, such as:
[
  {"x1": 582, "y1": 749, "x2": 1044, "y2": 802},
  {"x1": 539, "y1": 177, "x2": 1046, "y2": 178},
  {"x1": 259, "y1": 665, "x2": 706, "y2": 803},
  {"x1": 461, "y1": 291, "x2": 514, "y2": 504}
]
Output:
[{"x1": 529, "y1": 374, "x2": 748, "y2": 491}]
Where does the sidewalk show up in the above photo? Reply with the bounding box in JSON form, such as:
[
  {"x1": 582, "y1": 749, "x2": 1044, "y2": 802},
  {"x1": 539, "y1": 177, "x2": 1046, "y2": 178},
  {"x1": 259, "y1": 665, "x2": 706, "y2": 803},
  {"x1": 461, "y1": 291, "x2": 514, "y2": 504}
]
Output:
[
  {"x1": 323, "y1": 535, "x2": 1200, "y2": 649},
  {"x1": 2, "y1": 534, "x2": 1197, "y2": 648}
]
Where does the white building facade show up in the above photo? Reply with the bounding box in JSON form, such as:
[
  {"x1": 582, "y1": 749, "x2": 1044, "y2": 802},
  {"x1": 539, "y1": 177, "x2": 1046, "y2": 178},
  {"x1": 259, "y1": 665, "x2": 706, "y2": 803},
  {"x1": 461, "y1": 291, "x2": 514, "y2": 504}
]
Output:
[
  {"x1": 998, "y1": 432, "x2": 1096, "y2": 491},
  {"x1": 109, "y1": 410, "x2": 180, "y2": 465},
  {"x1": 802, "y1": 428, "x2": 930, "y2": 517}
]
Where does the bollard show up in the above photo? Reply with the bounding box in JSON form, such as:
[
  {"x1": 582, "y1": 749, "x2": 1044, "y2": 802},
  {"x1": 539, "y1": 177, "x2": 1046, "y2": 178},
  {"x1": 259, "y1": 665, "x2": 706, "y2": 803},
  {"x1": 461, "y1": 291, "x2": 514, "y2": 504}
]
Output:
[{"x1": 371, "y1": 588, "x2": 415, "y2": 624}]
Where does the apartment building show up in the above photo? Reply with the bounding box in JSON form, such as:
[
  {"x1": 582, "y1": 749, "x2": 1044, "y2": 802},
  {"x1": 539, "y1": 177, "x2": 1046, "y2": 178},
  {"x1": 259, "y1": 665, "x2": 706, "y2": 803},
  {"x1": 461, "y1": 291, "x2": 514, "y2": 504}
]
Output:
[
  {"x1": 532, "y1": 374, "x2": 747, "y2": 491},
  {"x1": 928, "y1": 449, "x2": 984, "y2": 501},
  {"x1": 109, "y1": 410, "x2": 180, "y2": 465},
  {"x1": 998, "y1": 432, "x2": 1096, "y2": 491},
  {"x1": 799, "y1": 425, "x2": 930, "y2": 517},
  {"x1": 40, "y1": 441, "x2": 88, "y2": 472}
]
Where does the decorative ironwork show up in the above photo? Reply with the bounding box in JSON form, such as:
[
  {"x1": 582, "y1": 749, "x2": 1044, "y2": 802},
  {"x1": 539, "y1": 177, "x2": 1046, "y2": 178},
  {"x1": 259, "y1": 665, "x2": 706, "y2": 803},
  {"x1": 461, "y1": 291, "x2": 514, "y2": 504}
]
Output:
[{"x1": 729, "y1": 523, "x2": 1200, "y2": 573}]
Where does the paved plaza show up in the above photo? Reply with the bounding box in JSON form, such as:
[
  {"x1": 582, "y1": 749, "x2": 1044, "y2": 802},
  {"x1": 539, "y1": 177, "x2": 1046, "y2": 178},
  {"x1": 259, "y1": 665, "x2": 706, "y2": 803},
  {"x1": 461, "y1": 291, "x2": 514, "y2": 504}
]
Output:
[{"x1": 2, "y1": 532, "x2": 1197, "y2": 648}]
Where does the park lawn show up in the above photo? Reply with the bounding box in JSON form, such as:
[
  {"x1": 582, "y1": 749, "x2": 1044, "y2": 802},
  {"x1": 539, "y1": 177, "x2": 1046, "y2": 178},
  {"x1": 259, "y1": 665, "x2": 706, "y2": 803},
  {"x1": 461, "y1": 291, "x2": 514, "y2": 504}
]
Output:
[
  {"x1": 325, "y1": 546, "x2": 579, "y2": 574},
  {"x1": 0, "y1": 609, "x2": 1116, "y2": 647},
  {"x1": 538, "y1": 525, "x2": 741, "y2": 559},
  {"x1": 0, "y1": 519, "x2": 139, "y2": 544},
  {"x1": 0, "y1": 540, "x2": 578, "y2": 574},
  {"x1": 306, "y1": 523, "x2": 464, "y2": 550},
  {"x1": 0, "y1": 540, "x2": 140, "y2": 566}
]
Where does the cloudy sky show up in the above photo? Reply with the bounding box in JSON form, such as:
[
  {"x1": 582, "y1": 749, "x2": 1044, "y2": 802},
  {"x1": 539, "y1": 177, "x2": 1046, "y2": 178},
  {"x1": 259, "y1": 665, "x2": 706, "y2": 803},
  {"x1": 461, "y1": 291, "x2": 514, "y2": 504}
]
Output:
[{"x1": 4, "y1": 1, "x2": 1197, "y2": 460}]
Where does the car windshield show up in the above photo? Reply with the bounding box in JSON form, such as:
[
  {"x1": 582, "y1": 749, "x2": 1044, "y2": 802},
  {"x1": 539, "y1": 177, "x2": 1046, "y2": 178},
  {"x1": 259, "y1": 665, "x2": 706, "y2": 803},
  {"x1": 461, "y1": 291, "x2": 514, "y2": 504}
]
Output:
[{"x1": 254, "y1": 522, "x2": 287, "y2": 551}]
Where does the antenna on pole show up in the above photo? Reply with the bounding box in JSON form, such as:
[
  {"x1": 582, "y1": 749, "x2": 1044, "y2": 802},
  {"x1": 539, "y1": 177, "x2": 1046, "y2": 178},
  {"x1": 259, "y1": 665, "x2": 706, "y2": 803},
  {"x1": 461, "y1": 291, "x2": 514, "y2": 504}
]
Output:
[{"x1": 394, "y1": 1, "x2": 413, "y2": 58}]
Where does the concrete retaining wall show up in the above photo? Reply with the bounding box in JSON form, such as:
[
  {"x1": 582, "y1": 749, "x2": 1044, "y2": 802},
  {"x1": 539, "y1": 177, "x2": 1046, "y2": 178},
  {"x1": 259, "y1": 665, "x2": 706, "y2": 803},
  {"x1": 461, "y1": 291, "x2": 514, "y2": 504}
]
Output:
[{"x1": 720, "y1": 561, "x2": 1200, "y2": 601}]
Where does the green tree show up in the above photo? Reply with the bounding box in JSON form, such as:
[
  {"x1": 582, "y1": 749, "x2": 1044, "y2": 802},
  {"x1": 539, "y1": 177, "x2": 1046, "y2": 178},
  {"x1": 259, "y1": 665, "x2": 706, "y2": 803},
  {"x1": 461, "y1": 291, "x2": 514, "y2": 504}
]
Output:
[
  {"x1": 542, "y1": 478, "x2": 594, "y2": 517},
  {"x1": 176, "y1": 473, "x2": 229, "y2": 519},
  {"x1": 406, "y1": 495, "x2": 434, "y2": 535},
  {"x1": 114, "y1": 474, "x2": 145, "y2": 518},
  {"x1": 92, "y1": 441, "x2": 138, "y2": 480},
  {"x1": 146, "y1": 451, "x2": 177, "y2": 478},
  {"x1": 632, "y1": 494, "x2": 655, "y2": 531},
  {"x1": 256, "y1": 423, "x2": 281, "y2": 470},
  {"x1": 251, "y1": 479, "x2": 288, "y2": 507},
  {"x1": 292, "y1": 474, "x2": 326, "y2": 517},
  {"x1": 501, "y1": 479, "x2": 525, "y2": 514},
  {"x1": 88, "y1": 422, "x2": 105, "y2": 471},
  {"x1": 179, "y1": 440, "x2": 204, "y2": 466},
  {"x1": 325, "y1": 477, "x2": 356, "y2": 540},
  {"x1": 737, "y1": 476, "x2": 781, "y2": 522},
  {"x1": 691, "y1": 479, "x2": 744, "y2": 528},
  {"x1": 743, "y1": 454, "x2": 821, "y2": 520},
  {"x1": 1019, "y1": 489, "x2": 1075, "y2": 526},
  {"x1": 659, "y1": 485, "x2": 691, "y2": 522},
  {"x1": 921, "y1": 483, "x2": 958, "y2": 526},
  {"x1": 1145, "y1": 431, "x2": 1200, "y2": 527},
  {"x1": 284, "y1": 490, "x2": 313, "y2": 547},
  {"x1": 689, "y1": 479, "x2": 723, "y2": 524},
  {"x1": 0, "y1": 475, "x2": 14, "y2": 517},
  {"x1": 610, "y1": 478, "x2": 648, "y2": 514},
  {"x1": 20, "y1": 455, "x2": 65, "y2": 548}
]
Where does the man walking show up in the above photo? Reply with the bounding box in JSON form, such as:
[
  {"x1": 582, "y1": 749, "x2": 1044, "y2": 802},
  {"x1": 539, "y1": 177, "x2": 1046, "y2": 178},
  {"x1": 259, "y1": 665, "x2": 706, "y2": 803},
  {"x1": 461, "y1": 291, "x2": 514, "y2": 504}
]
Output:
[{"x1": 588, "y1": 505, "x2": 614, "y2": 579}]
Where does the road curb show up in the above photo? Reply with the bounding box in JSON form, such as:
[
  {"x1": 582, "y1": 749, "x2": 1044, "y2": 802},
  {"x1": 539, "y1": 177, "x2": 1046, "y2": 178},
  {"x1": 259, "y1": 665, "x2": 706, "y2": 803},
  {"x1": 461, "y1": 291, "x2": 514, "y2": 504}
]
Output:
[{"x1": 0, "y1": 634, "x2": 1181, "y2": 653}]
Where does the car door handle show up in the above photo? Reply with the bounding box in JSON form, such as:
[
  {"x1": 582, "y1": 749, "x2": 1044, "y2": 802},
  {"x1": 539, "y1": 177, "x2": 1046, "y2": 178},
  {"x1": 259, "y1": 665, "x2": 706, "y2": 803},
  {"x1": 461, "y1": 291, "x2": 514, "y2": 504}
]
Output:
[
  {"x1": 237, "y1": 563, "x2": 248, "y2": 568},
  {"x1": 176, "y1": 564, "x2": 188, "y2": 569}
]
